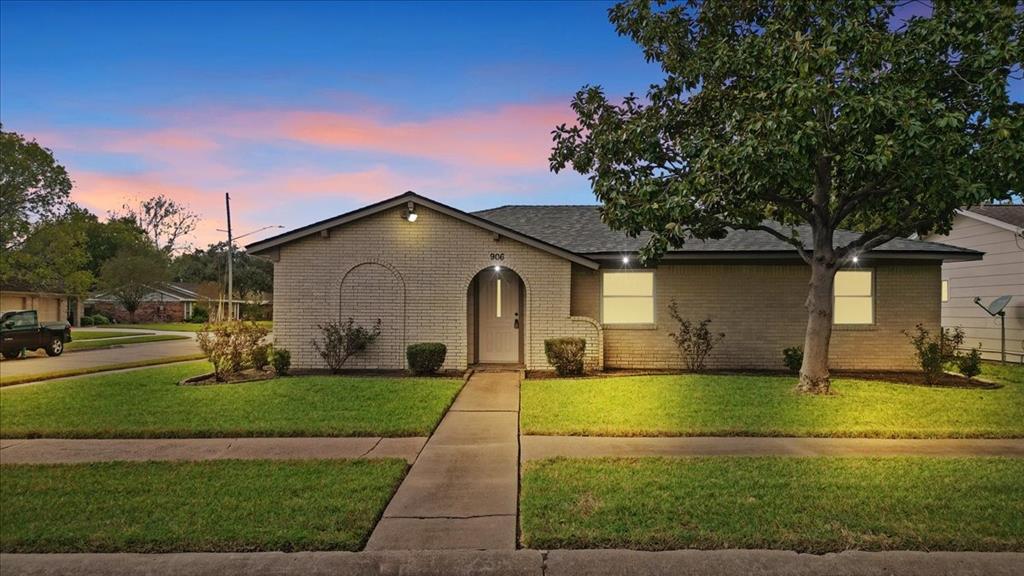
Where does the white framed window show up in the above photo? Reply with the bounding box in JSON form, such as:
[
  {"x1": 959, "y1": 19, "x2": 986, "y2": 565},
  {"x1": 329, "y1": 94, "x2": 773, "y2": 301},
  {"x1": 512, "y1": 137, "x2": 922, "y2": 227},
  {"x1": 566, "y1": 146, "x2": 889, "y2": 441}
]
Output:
[
  {"x1": 602, "y1": 271, "x2": 655, "y2": 324},
  {"x1": 941, "y1": 280, "x2": 949, "y2": 303},
  {"x1": 833, "y1": 269, "x2": 874, "y2": 325}
]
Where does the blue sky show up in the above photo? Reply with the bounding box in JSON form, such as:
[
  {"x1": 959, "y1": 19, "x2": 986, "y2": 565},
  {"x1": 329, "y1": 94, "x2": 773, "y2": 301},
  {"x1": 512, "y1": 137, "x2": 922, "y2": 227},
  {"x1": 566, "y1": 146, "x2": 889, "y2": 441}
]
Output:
[{"x1": 1, "y1": 1, "x2": 1020, "y2": 246}]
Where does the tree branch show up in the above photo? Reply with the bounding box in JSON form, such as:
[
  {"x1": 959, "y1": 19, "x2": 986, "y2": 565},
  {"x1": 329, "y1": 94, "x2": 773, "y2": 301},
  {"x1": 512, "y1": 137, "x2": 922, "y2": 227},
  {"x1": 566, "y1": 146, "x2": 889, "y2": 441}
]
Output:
[{"x1": 744, "y1": 224, "x2": 812, "y2": 264}]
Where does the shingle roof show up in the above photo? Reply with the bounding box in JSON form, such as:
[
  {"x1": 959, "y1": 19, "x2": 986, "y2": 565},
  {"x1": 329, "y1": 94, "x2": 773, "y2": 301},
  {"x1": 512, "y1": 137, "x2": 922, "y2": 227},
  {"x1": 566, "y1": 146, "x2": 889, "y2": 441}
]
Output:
[
  {"x1": 966, "y1": 204, "x2": 1024, "y2": 228},
  {"x1": 473, "y1": 205, "x2": 978, "y2": 258}
]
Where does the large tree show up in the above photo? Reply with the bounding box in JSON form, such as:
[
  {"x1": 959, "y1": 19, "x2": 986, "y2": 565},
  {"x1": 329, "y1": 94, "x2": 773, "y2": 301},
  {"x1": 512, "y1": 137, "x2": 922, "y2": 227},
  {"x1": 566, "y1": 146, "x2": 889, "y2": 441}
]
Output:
[
  {"x1": 170, "y1": 242, "x2": 274, "y2": 298},
  {"x1": 98, "y1": 244, "x2": 170, "y2": 323},
  {"x1": 112, "y1": 194, "x2": 199, "y2": 254},
  {"x1": 0, "y1": 125, "x2": 72, "y2": 253},
  {"x1": 551, "y1": 0, "x2": 1023, "y2": 393}
]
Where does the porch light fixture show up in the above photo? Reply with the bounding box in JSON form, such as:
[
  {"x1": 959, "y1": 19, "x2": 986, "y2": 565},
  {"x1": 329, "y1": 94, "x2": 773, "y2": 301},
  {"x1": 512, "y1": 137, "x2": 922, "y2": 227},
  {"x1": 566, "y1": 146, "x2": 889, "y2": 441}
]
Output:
[
  {"x1": 852, "y1": 256, "x2": 859, "y2": 263},
  {"x1": 622, "y1": 256, "x2": 630, "y2": 264},
  {"x1": 402, "y1": 201, "x2": 418, "y2": 222},
  {"x1": 494, "y1": 265, "x2": 501, "y2": 272}
]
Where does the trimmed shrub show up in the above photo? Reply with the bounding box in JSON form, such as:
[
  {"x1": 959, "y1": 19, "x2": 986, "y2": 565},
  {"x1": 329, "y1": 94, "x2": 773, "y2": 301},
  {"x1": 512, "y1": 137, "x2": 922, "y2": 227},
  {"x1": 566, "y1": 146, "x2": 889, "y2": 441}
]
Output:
[
  {"x1": 189, "y1": 305, "x2": 209, "y2": 324},
  {"x1": 407, "y1": 343, "x2": 447, "y2": 375},
  {"x1": 312, "y1": 318, "x2": 382, "y2": 373},
  {"x1": 544, "y1": 337, "x2": 586, "y2": 377},
  {"x1": 957, "y1": 347, "x2": 983, "y2": 381},
  {"x1": 271, "y1": 348, "x2": 291, "y2": 376},
  {"x1": 904, "y1": 323, "x2": 965, "y2": 384},
  {"x1": 92, "y1": 314, "x2": 111, "y2": 325},
  {"x1": 80, "y1": 316, "x2": 94, "y2": 326},
  {"x1": 667, "y1": 300, "x2": 725, "y2": 372},
  {"x1": 196, "y1": 320, "x2": 272, "y2": 380},
  {"x1": 782, "y1": 347, "x2": 803, "y2": 373}
]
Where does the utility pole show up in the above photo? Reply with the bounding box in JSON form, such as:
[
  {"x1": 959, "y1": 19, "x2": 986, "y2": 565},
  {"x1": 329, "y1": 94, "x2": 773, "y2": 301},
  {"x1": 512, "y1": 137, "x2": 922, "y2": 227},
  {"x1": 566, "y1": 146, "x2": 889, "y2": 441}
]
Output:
[{"x1": 225, "y1": 193, "x2": 233, "y2": 321}]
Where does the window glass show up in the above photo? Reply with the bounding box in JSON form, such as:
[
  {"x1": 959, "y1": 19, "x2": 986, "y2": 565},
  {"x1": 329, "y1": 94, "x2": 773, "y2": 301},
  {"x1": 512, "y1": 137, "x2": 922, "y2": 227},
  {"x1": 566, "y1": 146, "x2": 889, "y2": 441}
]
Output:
[
  {"x1": 834, "y1": 270, "x2": 873, "y2": 325},
  {"x1": 602, "y1": 272, "x2": 654, "y2": 324},
  {"x1": 941, "y1": 280, "x2": 949, "y2": 302}
]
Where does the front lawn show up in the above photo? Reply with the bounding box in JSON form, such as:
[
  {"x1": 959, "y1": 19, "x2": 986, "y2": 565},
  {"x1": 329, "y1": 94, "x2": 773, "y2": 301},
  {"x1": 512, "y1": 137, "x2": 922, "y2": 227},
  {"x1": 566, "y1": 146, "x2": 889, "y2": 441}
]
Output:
[
  {"x1": 521, "y1": 370, "x2": 1024, "y2": 438},
  {"x1": 521, "y1": 457, "x2": 1024, "y2": 552},
  {"x1": 119, "y1": 321, "x2": 273, "y2": 332},
  {"x1": 66, "y1": 334, "x2": 188, "y2": 351},
  {"x1": 69, "y1": 330, "x2": 155, "y2": 340},
  {"x1": 0, "y1": 361, "x2": 463, "y2": 438},
  {"x1": 1, "y1": 459, "x2": 406, "y2": 552}
]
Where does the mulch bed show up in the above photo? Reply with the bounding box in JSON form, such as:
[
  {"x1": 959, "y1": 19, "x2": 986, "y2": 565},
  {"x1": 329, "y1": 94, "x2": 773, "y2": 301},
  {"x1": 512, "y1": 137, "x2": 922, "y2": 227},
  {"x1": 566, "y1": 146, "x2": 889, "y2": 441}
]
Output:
[
  {"x1": 178, "y1": 368, "x2": 276, "y2": 386},
  {"x1": 525, "y1": 368, "x2": 1001, "y2": 389}
]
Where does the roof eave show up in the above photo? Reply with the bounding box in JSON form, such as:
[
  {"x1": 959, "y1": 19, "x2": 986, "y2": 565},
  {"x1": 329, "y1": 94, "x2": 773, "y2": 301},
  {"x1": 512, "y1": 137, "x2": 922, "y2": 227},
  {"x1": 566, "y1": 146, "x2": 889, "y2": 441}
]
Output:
[
  {"x1": 585, "y1": 249, "x2": 983, "y2": 264},
  {"x1": 956, "y1": 208, "x2": 1023, "y2": 233}
]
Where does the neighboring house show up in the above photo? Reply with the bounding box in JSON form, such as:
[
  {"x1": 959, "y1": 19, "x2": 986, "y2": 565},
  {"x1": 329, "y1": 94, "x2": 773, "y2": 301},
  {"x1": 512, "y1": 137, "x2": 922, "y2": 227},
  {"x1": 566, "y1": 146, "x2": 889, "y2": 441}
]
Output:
[
  {"x1": 247, "y1": 191, "x2": 980, "y2": 373},
  {"x1": 87, "y1": 282, "x2": 247, "y2": 323},
  {"x1": 0, "y1": 281, "x2": 79, "y2": 325},
  {"x1": 922, "y1": 205, "x2": 1024, "y2": 362}
]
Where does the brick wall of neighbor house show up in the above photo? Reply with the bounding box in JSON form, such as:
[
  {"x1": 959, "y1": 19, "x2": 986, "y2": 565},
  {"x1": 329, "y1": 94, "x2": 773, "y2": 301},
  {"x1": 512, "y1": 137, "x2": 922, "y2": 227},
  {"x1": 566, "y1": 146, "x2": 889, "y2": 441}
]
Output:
[
  {"x1": 92, "y1": 301, "x2": 187, "y2": 323},
  {"x1": 571, "y1": 262, "x2": 939, "y2": 371},
  {"x1": 271, "y1": 204, "x2": 602, "y2": 371}
]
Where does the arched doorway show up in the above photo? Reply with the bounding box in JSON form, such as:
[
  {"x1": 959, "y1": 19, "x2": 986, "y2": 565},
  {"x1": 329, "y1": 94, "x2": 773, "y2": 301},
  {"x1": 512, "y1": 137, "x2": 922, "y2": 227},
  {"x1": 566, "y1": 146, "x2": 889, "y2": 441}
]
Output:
[{"x1": 468, "y1": 267, "x2": 524, "y2": 365}]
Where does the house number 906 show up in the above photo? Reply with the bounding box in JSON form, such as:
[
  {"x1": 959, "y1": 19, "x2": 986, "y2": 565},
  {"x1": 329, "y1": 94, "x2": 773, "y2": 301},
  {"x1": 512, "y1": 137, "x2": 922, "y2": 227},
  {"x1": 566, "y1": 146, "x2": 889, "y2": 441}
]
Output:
[{"x1": 490, "y1": 253, "x2": 505, "y2": 261}]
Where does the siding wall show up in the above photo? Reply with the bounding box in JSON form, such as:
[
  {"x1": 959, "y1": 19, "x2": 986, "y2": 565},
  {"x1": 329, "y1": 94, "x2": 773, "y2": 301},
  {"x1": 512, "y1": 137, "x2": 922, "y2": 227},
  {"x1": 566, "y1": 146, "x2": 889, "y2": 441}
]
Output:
[
  {"x1": 272, "y1": 204, "x2": 602, "y2": 371},
  {"x1": 926, "y1": 214, "x2": 1024, "y2": 361},
  {"x1": 570, "y1": 262, "x2": 940, "y2": 371}
]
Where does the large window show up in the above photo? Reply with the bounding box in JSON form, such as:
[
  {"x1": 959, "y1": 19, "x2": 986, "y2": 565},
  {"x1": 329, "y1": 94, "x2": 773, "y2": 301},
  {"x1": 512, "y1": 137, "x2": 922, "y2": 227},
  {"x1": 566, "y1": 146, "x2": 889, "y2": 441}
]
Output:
[
  {"x1": 602, "y1": 271, "x2": 654, "y2": 324},
  {"x1": 833, "y1": 270, "x2": 873, "y2": 325}
]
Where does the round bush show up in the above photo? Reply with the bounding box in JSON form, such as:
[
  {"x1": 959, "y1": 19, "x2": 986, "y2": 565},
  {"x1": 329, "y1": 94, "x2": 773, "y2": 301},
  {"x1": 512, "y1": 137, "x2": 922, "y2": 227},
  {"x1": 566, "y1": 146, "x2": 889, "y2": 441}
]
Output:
[
  {"x1": 407, "y1": 343, "x2": 447, "y2": 375},
  {"x1": 271, "y1": 348, "x2": 291, "y2": 375},
  {"x1": 544, "y1": 337, "x2": 586, "y2": 376},
  {"x1": 92, "y1": 314, "x2": 111, "y2": 325},
  {"x1": 80, "y1": 316, "x2": 94, "y2": 326}
]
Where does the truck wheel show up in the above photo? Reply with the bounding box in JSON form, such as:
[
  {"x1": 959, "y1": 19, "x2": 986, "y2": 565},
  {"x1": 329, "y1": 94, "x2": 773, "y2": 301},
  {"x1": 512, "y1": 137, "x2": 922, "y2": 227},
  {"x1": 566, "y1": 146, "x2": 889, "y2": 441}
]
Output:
[
  {"x1": 2, "y1": 350, "x2": 21, "y2": 360},
  {"x1": 45, "y1": 338, "x2": 64, "y2": 357}
]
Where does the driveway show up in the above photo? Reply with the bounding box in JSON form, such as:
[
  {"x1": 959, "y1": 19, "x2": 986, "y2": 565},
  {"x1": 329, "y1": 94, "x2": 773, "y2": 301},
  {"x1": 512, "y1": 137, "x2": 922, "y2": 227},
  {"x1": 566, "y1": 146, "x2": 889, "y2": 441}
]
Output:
[{"x1": 0, "y1": 336, "x2": 201, "y2": 380}]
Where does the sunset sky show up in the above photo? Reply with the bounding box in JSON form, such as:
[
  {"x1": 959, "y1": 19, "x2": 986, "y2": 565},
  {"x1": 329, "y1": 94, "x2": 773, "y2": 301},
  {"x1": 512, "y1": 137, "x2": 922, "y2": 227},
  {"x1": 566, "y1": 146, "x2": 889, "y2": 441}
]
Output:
[{"x1": 2, "y1": 1, "x2": 1020, "y2": 249}]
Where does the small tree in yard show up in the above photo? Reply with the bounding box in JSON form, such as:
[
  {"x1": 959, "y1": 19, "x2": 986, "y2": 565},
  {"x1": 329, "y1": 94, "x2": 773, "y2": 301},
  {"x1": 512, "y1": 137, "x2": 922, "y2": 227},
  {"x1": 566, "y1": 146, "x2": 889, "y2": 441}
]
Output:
[
  {"x1": 667, "y1": 300, "x2": 724, "y2": 372},
  {"x1": 197, "y1": 321, "x2": 271, "y2": 381},
  {"x1": 313, "y1": 318, "x2": 382, "y2": 373},
  {"x1": 551, "y1": 1, "x2": 1023, "y2": 393},
  {"x1": 98, "y1": 244, "x2": 170, "y2": 323}
]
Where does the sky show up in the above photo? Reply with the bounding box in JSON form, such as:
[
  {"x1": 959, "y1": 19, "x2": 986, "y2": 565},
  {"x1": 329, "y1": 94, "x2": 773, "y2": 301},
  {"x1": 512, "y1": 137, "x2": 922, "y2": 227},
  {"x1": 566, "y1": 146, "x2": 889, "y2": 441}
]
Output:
[
  {"x1": 1, "y1": 1, "x2": 660, "y2": 247},
  {"x1": 1, "y1": 1, "x2": 1021, "y2": 249}
]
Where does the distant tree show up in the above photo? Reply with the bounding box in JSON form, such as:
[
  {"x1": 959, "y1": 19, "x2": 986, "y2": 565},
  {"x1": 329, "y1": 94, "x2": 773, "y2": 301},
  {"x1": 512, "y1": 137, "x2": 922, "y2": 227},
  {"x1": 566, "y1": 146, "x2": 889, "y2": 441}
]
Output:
[
  {"x1": 4, "y1": 211, "x2": 93, "y2": 297},
  {"x1": 78, "y1": 211, "x2": 150, "y2": 277},
  {"x1": 98, "y1": 244, "x2": 170, "y2": 323},
  {"x1": 551, "y1": 0, "x2": 1023, "y2": 394},
  {"x1": 0, "y1": 125, "x2": 72, "y2": 253},
  {"x1": 112, "y1": 194, "x2": 199, "y2": 254},
  {"x1": 171, "y1": 242, "x2": 273, "y2": 298}
]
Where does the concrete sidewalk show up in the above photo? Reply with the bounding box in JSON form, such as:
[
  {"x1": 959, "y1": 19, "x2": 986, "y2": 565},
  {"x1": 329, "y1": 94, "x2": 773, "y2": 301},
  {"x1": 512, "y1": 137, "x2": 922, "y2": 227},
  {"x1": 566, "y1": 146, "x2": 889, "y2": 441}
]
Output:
[
  {"x1": 365, "y1": 371, "x2": 520, "y2": 551},
  {"x1": 521, "y1": 436, "x2": 1024, "y2": 460},
  {"x1": 3, "y1": 549, "x2": 1022, "y2": 576},
  {"x1": 0, "y1": 437, "x2": 426, "y2": 464}
]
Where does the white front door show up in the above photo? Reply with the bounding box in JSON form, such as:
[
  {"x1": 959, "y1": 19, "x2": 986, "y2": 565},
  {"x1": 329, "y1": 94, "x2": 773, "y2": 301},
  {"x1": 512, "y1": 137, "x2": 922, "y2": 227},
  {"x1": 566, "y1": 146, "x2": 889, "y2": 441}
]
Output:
[{"x1": 478, "y1": 270, "x2": 520, "y2": 363}]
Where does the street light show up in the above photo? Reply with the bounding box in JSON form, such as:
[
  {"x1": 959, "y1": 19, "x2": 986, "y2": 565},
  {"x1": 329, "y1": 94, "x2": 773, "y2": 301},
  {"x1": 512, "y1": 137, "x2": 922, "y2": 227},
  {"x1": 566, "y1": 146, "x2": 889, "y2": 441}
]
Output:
[{"x1": 217, "y1": 193, "x2": 284, "y2": 320}]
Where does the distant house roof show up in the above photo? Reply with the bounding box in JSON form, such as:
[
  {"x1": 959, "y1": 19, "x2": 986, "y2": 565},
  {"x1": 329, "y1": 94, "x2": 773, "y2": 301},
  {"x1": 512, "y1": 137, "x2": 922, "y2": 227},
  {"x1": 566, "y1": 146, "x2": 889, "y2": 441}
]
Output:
[
  {"x1": 961, "y1": 204, "x2": 1024, "y2": 231},
  {"x1": 0, "y1": 280, "x2": 68, "y2": 296},
  {"x1": 474, "y1": 205, "x2": 981, "y2": 261}
]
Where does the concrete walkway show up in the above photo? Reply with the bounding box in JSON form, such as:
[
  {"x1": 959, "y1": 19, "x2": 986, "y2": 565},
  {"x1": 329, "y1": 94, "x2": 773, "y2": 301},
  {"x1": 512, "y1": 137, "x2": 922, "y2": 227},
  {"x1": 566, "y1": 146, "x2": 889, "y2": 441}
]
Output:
[
  {"x1": 0, "y1": 437, "x2": 426, "y2": 465},
  {"x1": 366, "y1": 371, "x2": 520, "y2": 551},
  {"x1": 521, "y1": 436, "x2": 1024, "y2": 460},
  {"x1": 3, "y1": 549, "x2": 1022, "y2": 576}
]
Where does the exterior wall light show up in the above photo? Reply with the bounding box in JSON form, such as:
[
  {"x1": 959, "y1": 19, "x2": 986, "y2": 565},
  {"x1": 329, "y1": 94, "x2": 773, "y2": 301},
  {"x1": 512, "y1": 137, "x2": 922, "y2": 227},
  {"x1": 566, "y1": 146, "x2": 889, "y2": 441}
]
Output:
[
  {"x1": 622, "y1": 256, "x2": 630, "y2": 264},
  {"x1": 852, "y1": 256, "x2": 859, "y2": 263},
  {"x1": 494, "y1": 265, "x2": 501, "y2": 272},
  {"x1": 403, "y1": 201, "x2": 418, "y2": 222}
]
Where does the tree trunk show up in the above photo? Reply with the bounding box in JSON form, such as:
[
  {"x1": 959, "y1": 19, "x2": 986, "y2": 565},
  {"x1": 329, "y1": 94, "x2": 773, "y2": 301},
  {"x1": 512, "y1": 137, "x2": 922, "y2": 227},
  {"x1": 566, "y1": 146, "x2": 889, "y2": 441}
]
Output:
[{"x1": 798, "y1": 261, "x2": 837, "y2": 394}]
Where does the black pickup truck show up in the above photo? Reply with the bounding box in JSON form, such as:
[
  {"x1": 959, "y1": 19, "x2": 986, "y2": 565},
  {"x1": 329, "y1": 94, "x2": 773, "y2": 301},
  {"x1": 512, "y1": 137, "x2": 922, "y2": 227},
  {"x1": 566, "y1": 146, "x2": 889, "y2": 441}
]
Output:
[{"x1": 0, "y1": 310, "x2": 72, "y2": 359}]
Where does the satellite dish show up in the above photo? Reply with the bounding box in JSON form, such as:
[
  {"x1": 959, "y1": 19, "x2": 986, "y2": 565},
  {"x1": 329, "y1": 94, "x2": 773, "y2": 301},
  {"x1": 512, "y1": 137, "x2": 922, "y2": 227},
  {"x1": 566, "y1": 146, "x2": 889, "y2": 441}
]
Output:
[{"x1": 974, "y1": 295, "x2": 1012, "y2": 316}]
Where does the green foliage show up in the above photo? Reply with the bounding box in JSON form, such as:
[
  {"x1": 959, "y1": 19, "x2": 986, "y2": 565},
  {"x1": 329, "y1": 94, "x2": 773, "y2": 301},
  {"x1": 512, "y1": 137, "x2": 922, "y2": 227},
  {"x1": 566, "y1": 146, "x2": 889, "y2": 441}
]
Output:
[
  {"x1": 544, "y1": 337, "x2": 587, "y2": 376},
  {"x1": 667, "y1": 300, "x2": 725, "y2": 372},
  {"x1": 904, "y1": 324, "x2": 966, "y2": 384},
  {"x1": 958, "y1": 347, "x2": 983, "y2": 381},
  {"x1": 90, "y1": 314, "x2": 110, "y2": 326},
  {"x1": 312, "y1": 318, "x2": 382, "y2": 373},
  {"x1": 0, "y1": 126, "x2": 72, "y2": 254},
  {"x1": 196, "y1": 321, "x2": 271, "y2": 380},
  {"x1": 782, "y1": 347, "x2": 804, "y2": 373},
  {"x1": 97, "y1": 244, "x2": 170, "y2": 323},
  {"x1": 406, "y1": 343, "x2": 447, "y2": 375},
  {"x1": 80, "y1": 316, "x2": 94, "y2": 326},
  {"x1": 171, "y1": 242, "x2": 273, "y2": 300},
  {"x1": 271, "y1": 348, "x2": 291, "y2": 376},
  {"x1": 189, "y1": 305, "x2": 209, "y2": 323}
]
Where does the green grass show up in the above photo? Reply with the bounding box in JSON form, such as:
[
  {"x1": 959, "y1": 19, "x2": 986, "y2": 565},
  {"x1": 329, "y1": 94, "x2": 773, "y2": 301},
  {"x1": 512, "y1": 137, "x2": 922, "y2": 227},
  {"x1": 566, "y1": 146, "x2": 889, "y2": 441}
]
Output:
[
  {"x1": 68, "y1": 330, "x2": 155, "y2": 340},
  {"x1": 0, "y1": 459, "x2": 406, "y2": 553},
  {"x1": 521, "y1": 369, "x2": 1024, "y2": 438},
  {"x1": 0, "y1": 361, "x2": 463, "y2": 438},
  {"x1": 0, "y1": 355, "x2": 207, "y2": 387},
  {"x1": 521, "y1": 457, "x2": 1024, "y2": 552},
  {"x1": 983, "y1": 361, "x2": 1024, "y2": 386},
  {"x1": 66, "y1": 334, "x2": 188, "y2": 351},
  {"x1": 120, "y1": 321, "x2": 273, "y2": 332}
]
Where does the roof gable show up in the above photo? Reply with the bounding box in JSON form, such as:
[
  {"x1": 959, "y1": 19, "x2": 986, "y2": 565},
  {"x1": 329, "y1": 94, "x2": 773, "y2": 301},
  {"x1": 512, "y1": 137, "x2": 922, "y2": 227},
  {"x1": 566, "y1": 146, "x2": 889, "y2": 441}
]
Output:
[
  {"x1": 246, "y1": 192, "x2": 600, "y2": 269},
  {"x1": 959, "y1": 206, "x2": 1024, "y2": 232}
]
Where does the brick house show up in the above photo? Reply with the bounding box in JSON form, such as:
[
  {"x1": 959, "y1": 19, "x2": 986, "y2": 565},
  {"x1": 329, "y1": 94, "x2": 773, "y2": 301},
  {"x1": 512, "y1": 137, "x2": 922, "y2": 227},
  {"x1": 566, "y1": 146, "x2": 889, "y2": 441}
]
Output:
[{"x1": 247, "y1": 191, "x2": 980, "y2": 372}]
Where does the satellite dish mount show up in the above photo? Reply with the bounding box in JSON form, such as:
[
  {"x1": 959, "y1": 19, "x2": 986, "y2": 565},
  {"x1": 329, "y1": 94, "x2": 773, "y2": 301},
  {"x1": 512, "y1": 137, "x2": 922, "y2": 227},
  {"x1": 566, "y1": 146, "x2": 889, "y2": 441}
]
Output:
[{"x1": 974, "y1": 295, "x2": 1013, "y2": 363}]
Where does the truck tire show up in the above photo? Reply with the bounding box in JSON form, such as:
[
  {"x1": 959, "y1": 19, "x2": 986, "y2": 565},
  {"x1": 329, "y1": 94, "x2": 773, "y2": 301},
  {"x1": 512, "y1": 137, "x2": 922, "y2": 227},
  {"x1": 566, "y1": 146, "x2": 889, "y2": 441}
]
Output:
[
  {"x1": 45, "y1": 337, "x2": 65, "y2": 357},
  {"x1": 2, "y1": 350, "x2": 21, "y2": 360}
]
